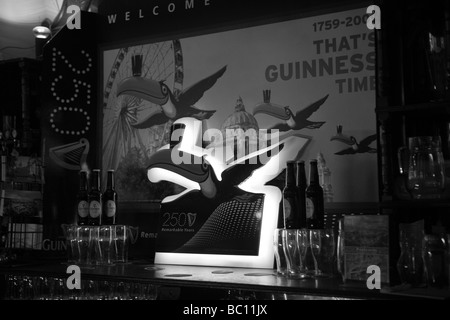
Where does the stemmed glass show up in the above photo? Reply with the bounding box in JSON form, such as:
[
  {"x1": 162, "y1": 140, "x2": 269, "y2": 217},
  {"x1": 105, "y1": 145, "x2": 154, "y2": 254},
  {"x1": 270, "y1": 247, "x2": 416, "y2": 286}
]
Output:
[
  {"x1": 96, "y1": 280, "x2": 113, "y2": 300},
  {"x1": 81, "y1": 279, "x2": 98, "y2": 300},
  {"x1": 112, "y1": 281, "x2": 130, "y2": 300},
  {"x1": 51, "y1": 278, "x2": 67, "y2": 300}
]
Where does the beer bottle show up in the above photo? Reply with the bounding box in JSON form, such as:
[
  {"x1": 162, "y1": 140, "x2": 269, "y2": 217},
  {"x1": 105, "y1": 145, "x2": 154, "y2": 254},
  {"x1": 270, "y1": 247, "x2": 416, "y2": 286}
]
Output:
[
  {"x1": 283, "y1": 161, "x2": 300, "y2": 229},
  {"x1": 296, "y1": 161, "x2": 307, "y2": 229},
  {"x1": 88, "y1": 169, "x2": 102, "y2": 225},
  {"x1": 305, "y1": 160, "x2": 324, "y2": 229},
  {"x1": 102, "y1": 169, "x2": 118, "y2": 225},
  {"x1": 76, "y1": 170, "x2": 89, "y2": 225}
]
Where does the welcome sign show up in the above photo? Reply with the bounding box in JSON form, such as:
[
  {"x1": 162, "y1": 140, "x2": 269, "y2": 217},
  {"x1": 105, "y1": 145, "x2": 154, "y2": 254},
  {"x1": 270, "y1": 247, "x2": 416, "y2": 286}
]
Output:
[{"x1": 101, "y1": 6, "x2": 376, "y2": 267}]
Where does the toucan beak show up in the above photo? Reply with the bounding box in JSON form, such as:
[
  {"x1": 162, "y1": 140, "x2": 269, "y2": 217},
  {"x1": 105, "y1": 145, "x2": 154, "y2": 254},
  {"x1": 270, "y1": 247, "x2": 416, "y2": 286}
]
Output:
[
  {"x1": 147, "y1": 149, "x2": 210, "y2": 184},
  {"x1": 253, "y1": 102, "x2": 290, "y2": 120},
  {"x1": 330, "y1": 133, "x2": 355, "y2": 145},
  {"x1": 117, "y1": 77, "x2": 169, "y2": 106}
]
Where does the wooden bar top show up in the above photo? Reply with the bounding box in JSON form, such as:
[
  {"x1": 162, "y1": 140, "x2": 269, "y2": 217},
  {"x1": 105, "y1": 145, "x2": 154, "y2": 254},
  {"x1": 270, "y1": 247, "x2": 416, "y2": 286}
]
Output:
[{"x1": 0, "y1": 258, "x2": 422, "y2": 300}]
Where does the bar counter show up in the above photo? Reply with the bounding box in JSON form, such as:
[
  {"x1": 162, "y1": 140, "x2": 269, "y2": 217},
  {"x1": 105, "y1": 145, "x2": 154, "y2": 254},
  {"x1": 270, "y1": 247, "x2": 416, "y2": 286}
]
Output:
[{"x1": 2, "y1": 259, "x2": 448, "y2": 300}]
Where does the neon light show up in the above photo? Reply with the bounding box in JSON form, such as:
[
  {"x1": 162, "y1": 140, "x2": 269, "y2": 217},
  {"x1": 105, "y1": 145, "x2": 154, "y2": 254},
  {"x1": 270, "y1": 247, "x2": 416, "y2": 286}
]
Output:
[
  {"x1": 50, "y1": 77, "x2": 92, "y2": 105},
  {"x1": 49, "y1": 107, "x2": 91, "y2": 136},
  {"x1": 147, "y1": 167, "x2": 200, "y2": 204},
  {"x1": 148, "y1": 117, "x2": 309, "y2": 269},
  {"x1": 49, "y1": 47, "x2": 93, "y2": 137},
  {"x1": 52, "y1": 48, "x2": 93, "y2": 74}
]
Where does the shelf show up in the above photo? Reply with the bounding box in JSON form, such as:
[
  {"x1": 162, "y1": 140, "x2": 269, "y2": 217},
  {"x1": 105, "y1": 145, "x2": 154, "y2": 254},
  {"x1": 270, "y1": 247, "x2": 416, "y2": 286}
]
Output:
[
  {"x1": 379, "y1": 199, "x2": 450, "y2": 210},
  {"x1": 326, "y1": 200, "x2": 450, "y2": 212},
  {"x1": 376, "y1": 101, "x2": 450, "y2": 115},
  {"x1": 381, "y1": 285, "x2": 450, "y2": 300},
  {"x1": 3, "y1": 190, "x2": 42, "y2": 201},
  {"x1": 324, "y1": 202, "x2": 379, "y2": 214}
]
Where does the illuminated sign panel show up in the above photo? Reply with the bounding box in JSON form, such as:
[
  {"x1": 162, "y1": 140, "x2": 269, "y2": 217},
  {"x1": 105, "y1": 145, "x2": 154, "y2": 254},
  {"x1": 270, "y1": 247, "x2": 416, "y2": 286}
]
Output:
[
  {"x1": 147, "y1": 117, "x2": 309, "y2": 268},
  {"x1": 101, "y1": 6, "x2": 376, "y2": 267}
]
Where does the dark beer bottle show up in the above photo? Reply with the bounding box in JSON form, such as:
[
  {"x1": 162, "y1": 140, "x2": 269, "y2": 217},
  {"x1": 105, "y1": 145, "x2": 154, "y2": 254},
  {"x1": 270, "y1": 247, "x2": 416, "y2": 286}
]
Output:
[
  {"x1": 102, "y1": 169, "x2": 117, "y2": 225},
  {"x1": 76, "y1": 170, "x2": 89, "y2": 225},
  {"x1": 88, "y1": 169, "x2": 102, "y2": 225},
  {"x1": 283, "y1": 161, "x2": 300, "y2": 229},
  {"x1": 296, "y1": 161, "x2": 307, "y2": 229},
  {"x1": 305, "y1": 160, "x2": 324, "y2": 229}
]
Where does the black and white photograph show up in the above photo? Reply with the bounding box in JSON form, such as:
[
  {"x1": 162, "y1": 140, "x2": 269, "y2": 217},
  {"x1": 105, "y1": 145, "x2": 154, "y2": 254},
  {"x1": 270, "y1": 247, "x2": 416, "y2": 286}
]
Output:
[{"x1": 0, "y1": 0, "x2": 449, "y2": 313}]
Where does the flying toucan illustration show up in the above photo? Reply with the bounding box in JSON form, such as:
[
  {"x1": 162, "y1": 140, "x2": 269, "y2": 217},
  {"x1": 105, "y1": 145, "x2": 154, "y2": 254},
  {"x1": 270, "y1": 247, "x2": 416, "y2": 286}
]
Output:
[
  {"x1": 253, "y1": 90, "x2": 329, "y2": 132},
  {"x1": 146, "y1": 135, "x2": 290, "y2": 256},
  {"x1": 147, "y1": 117, "x2": 310, "y2": 202},
  {"x1": 145, "y1": 143, "x2": 282, "y2": 201},
  {"x1": 330, "y1": 125, "x2": 377, "y2": 155},
  {"x1": 148, "y1": 117, "x2": 311, "y2": 261},
  {"x1": 116, "y1": 57, "x2": 227, "y2": 129}
]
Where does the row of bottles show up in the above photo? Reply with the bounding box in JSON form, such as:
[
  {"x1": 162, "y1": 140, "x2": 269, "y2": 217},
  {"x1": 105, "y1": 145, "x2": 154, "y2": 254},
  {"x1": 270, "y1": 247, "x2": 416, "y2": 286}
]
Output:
[
  {"x1": 0, "y1": 116, "x2": 20, "y2": 157},
  {"x1": 282, "y1": 159, "x2": 324, "y2": 230},
  {"x1": 76, "y1": 169, "x2": 118, "y2": 226}
]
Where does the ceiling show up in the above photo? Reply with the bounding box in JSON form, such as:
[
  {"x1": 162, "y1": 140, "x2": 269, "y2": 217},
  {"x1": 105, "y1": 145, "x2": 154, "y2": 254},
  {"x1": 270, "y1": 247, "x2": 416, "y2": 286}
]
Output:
[{"x1": 0, "y1": 0, "x2": 100, "y2": 61}]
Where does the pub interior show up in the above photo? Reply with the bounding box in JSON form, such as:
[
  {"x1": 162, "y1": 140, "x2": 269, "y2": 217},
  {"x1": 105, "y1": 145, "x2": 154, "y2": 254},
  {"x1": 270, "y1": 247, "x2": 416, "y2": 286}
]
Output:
[{"x1": 0, "y1": 0, "x2": 450, "y2": 303}]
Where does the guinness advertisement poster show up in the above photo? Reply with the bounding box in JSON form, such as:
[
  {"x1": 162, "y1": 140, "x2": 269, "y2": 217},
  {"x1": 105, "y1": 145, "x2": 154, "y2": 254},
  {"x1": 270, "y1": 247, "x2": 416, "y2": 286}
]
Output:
[{"x1": 101, "y1": 5, "x2": 376, "y2": 268}]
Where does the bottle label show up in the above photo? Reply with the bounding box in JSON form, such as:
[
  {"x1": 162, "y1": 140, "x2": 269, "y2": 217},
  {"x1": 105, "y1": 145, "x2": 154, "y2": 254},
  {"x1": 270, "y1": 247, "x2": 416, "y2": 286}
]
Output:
[
  {"x1": 283, "y1": 198, "x2": 292, "y2": 220},
  {"x1": 106, "y1": 200, "x2": 116, "y2": 217},
  {"x1": 306, "y1": 198, "x2": 314, "y2": 219},
  {"x1": 89, "y1": 200, "x2": 102, "y2": 218},
  {"x1": 77, "y1": 200, "x2": 89, "y2": 218}
]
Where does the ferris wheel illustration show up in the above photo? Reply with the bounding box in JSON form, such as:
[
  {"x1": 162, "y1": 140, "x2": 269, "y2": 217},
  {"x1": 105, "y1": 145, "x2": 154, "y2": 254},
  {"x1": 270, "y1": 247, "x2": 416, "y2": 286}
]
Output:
[{"x1": 102, "y1": 40, "x2": 184, "y2": 180}]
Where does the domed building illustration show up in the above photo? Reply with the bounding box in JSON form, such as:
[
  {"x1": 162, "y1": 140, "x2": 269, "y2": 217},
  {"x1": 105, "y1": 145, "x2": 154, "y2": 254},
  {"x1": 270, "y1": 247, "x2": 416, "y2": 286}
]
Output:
[
  {"x1": 221, "y1": 96, "x2": 259, "y2": 134},
  {"x1": 208, "y1": 96, "x2": 260, "y2": 164}
]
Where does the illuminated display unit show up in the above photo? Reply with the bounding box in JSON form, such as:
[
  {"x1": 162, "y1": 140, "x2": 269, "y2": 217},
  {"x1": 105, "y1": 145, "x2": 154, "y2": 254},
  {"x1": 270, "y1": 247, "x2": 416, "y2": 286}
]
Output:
[
  {"x1": 37, "y1": 2, "x2": 376, "y2": 264},
  {"x1": 99, "y1": 5, "x2": 376, "y2": 268},
  {"x1": 147, "y1": 117, "x2": 309, "y2": 268}
]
